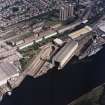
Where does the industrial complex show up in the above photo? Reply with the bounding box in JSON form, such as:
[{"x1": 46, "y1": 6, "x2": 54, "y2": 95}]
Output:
[
  {"x1": 0, "y1": 0, "x2": 105, "y2": 104},
  {"x1": 0, "y1": 62, "x2": 19, "y2": 87}
]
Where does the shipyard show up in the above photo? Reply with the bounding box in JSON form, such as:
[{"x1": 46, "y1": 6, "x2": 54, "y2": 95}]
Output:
[{"x1": 0, "y1": 0, "x2": 105, "y2": 105}]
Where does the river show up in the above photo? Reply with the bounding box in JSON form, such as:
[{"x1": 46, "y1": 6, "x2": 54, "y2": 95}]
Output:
[{"x1": 1, "y1": 45, "x2": 105, "y2": 105}]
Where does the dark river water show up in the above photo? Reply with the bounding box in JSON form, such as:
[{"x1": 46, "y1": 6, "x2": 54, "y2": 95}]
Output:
[{"x1": 1, "y1": 45, "x2": 105, "y2": 105}]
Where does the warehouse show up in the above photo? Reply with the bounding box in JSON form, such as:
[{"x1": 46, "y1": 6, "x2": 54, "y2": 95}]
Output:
[
  {"x1": 52, "y1": 39, "x2": 78, "y2": 69},
  {"x1": 0, "y1": 62, "x2": 19, "y2": 86},
  {"x1": 53, "y1": 38, "x2": 64, "y2": 46},
  {"x1": 68, "y1": 26, "x2": 92, "y2": 39}
]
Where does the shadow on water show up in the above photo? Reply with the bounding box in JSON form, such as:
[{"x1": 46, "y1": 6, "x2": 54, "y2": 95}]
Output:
[{"x1": 1, "y1": 46, "x2": 105, "y2": 105}]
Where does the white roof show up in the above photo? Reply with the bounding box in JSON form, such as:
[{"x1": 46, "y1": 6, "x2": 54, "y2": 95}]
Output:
[
  {"x1": 98, "y1": 23, "x2": 105, "y2": 33},
  {"x1": 0, "y1": 62, "x2": 19, "y2": 86},
  {"x1": 53, "y1": 38, "x2": 63, "y2": 46},
  {"x1": 54, "y1": 40, "x2": 78, "y2": 63}
]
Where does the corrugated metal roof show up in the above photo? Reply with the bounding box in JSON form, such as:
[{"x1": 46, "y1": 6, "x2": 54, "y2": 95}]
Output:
[
  {"x1": 54, "y1": 40, "x2": 78, "y2": 62},
  {"x1": 68, "y1": 26, "x2": 92, "y2": 39},
  {"x1": 0, "y1": 62, "x2": 19, "y2": 86}
]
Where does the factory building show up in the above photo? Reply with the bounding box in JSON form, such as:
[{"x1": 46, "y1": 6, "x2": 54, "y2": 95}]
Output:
[
  {"x1": 59, "y1": 3, "x2": 75, "y2": 21},
  {"x1": 68, "y1": 26, "x2": 92, "y2": 39},
  {"x1": 52, "y1": 39, "x2": 78, "y2": 69},
  {"x1": 0, "y1": 62, "x2": 19, "y2": 86}
]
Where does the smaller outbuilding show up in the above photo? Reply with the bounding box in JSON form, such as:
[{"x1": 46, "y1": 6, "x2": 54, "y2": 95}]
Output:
[{"x1": 53, "y1": 38, "x2": 64, "y2": 46}]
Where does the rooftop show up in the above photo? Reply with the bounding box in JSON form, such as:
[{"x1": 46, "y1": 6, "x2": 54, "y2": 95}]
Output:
[
  {"x1": 0, "y1": 62, "x2": 19, "y2": 86},
  {"x1": 68, "y1": 26, "x2": 92, "y2": 39},
  {"x1": 0, "y1": 41, "x2": 22, "y2": 63},
  {"x1": 53, "y1": 39, "x2": 78, "y2": 69},
  {"x1": 54, "y1": 40, "x2": 78, "y2": 63}
]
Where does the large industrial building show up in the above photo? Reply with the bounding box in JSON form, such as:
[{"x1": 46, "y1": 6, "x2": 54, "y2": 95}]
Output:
[
  {"x1": 0, "y1": 62, "x2": 19, "y2": 86},
  {"x1": 52, "y1": 39, "x2": 78, "y2": 69},
  {"x1": 0, "y1": 41, "x2": 22, "y2": 69},
  {"x1": 68, "y1": 26, "x2": 92, "y2": 39}
]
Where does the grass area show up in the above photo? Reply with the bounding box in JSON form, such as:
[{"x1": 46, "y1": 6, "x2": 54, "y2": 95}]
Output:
[
  {"x1": 19, "y1": 43, "x2": 40, "y2": 70},
  {"x1": 46, "y1": 20, "x2": 61, "y2": 26},
  {"x1": 69, "y1": 86, "x2": 104, "y2": 105},
  {"x1": 19, "y1": 35, "x2": 57, "y2": 70},
  {"x1": 38, "y1": 36, "x2": 56, "y2": 46},
  {"x1": 21, "y1": 31, "x2": 33, "y2": 39}
]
